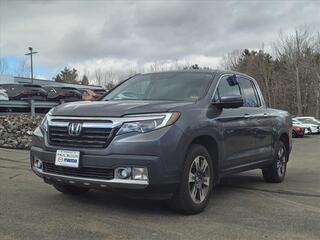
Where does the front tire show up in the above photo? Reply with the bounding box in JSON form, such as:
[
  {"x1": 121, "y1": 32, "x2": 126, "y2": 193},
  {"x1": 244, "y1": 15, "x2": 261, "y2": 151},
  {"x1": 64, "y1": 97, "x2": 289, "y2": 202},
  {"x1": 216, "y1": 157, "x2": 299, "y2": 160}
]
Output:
[
  {"x1": 168, "y1": 144, "x2": 213, "y2": 214},
  {"x1": 262, "y1": 141, "x2": 288, "y2": 183},
  {"x1": 53, "y1": 184, "x2": 90, "y2": 195},
  {"x1": 292, "y1": 131, "x2": 297, "y2": 138}
]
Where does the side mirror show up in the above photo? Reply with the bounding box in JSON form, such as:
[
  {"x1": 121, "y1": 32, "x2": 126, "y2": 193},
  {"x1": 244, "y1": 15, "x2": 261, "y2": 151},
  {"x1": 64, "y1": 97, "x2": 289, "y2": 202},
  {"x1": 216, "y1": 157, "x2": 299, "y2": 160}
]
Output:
[{"x1": 212, "y1": 95, "x2": 243, "y2": 109}]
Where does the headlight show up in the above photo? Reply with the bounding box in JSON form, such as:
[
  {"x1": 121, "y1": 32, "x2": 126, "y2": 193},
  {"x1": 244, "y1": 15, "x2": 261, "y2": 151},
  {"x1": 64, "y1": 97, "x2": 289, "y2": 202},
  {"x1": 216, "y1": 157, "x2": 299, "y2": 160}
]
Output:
[
  {"x1": 117, "y1": 112, "x2": 180, "y2": 135},
  {"x1": 40, "y1": 108, "x2": 54, "y2": 132}
]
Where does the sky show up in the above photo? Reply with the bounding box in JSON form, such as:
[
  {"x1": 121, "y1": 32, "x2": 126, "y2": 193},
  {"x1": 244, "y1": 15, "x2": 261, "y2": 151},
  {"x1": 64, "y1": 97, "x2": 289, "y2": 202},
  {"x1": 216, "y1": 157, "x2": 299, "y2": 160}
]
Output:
[{"x1": 0, "y1": 0, "x2": 320, "y2": 81}]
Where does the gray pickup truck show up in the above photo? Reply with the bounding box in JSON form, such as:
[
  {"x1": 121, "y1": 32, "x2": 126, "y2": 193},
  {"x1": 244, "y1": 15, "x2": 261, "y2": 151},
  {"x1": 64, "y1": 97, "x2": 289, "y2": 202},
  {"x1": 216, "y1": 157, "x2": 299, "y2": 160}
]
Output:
[{"x1": 30, "y1": 70, "x2": 292, "y2": 214}]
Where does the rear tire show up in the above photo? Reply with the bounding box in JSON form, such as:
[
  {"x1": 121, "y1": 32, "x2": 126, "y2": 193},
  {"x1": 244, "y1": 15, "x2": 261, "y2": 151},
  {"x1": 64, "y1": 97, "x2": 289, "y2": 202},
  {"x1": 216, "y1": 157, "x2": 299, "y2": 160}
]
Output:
[
  {"x1": 262, "y1": 141, "x2": 287, "y2": 183},
  {"x1": 53, "y1": 184, "x2": 90, "y2": 195},
  {"x1": 168, "y1": 144, "x2": 214, "y2": 214}
]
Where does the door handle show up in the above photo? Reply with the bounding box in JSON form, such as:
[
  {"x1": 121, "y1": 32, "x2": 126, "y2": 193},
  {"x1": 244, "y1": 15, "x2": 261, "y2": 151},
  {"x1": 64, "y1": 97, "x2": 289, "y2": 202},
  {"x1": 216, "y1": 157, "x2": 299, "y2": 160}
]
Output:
[
  {"x1": 244, "y1": 114, "x2": 250, "y2": 119},
  {"x1": 263, "y1": 113, "x2": 268, "y2": 117}
]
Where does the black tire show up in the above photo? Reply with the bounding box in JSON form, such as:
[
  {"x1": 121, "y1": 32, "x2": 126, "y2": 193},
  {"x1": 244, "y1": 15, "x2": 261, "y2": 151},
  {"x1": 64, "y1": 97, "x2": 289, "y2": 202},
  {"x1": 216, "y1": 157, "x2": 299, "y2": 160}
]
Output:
[
  {"x1": 262, "y1": 141, "x2": 288, "y2": 183},
  {"x1": 53, "y1": 184, "x2": 90, "y2": 195},
  {"x1": 292, "y1": 131, "x2": 297, "y2": 138},
  {"x1": 168, "y1": 144, "x2": 214, "y2": 214}
]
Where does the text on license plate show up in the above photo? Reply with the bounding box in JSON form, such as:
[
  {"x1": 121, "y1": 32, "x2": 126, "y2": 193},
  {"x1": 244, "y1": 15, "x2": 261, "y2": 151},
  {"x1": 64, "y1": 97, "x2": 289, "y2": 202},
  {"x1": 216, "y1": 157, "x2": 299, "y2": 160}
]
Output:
[{"x1": 55, "y1": 150, "x2": 80, "y2": 168}]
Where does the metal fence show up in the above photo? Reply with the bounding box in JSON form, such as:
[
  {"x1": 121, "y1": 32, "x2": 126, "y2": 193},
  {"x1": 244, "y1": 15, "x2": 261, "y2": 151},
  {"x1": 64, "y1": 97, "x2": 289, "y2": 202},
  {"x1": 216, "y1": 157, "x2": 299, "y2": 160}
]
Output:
[{"x1": 0, "y1": 100, "x2": 59, "y2": 116}]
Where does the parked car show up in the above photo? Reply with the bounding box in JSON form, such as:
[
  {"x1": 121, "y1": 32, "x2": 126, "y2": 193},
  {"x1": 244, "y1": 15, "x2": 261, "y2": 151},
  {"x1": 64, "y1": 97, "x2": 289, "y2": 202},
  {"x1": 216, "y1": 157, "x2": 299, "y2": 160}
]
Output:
[
  {"x1": 92, "y1": 88, "x2": 107, "y2": 97},
  {"x1": 292, "y1": 125, "x2": 305, "y2": 138},
  {"x1": 43, "y1": 86, "x2": 82, "y2": 102},
  {"x1": 31, "y1": 70, "x2": 292, "y2": 214},
  {"x1": 294, "y1": 117, "x2": 320, "y2": 128},
  {"x1": 0, "y1": 84, "x2": 47, "y2": 101},
  {"x1": 292, "y1": 118, "x2": 320, "y2": 134},
  {"x1": 78, "y1": 89, "x2": 100, "y2": 101},
  {"x1": 0, "y1": 87, "x2": 9, "y2": 100}
]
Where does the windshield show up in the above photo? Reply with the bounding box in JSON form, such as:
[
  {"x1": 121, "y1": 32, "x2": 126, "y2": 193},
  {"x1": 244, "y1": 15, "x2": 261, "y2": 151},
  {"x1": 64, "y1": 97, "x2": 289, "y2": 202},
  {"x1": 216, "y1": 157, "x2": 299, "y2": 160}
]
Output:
[{"x1": 103, "y1": 72, "x2": 213, "y2": 101}]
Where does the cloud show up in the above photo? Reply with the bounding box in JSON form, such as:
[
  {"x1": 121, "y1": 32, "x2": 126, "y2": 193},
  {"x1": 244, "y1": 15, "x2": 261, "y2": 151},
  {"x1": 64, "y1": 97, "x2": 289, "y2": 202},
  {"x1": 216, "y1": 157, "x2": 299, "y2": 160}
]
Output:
[
  {"x1": 72, "y1": 55, "x2": 221, "y2": 84},
  {"x1": 1, "y1": 0, "x2": 320, "y2": 80}
]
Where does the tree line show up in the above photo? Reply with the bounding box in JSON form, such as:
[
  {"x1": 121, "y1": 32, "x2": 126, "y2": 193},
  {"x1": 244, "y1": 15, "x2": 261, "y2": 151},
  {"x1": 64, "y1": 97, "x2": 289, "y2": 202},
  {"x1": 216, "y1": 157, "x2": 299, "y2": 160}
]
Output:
[{"x1": 222, "y1": 28, "x2": 320, "y2": 118}]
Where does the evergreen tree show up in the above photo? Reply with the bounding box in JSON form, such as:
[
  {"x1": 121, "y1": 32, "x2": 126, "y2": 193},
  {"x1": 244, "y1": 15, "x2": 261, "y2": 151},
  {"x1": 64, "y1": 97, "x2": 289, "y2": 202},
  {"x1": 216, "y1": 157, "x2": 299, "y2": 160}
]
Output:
[
  {"x1": 81, "y1": 74, "x2": 89, "y2": 85},
  {"x1": 54, "y1": 67, "x2": 78, "y2": 83}
]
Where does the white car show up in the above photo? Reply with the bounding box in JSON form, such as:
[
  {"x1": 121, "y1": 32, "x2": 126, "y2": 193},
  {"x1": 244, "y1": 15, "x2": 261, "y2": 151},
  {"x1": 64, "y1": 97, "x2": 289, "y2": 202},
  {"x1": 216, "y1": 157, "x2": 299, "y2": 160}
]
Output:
[
  {"x1": 292, "y1": 118, "x2": 320, "y2": 134},
  {"x1": 0, "y1": 87, "x2": 9, "y2": 100},
  {"x1": 295, "y1": 117, "x2": 320, "y2": 125}
]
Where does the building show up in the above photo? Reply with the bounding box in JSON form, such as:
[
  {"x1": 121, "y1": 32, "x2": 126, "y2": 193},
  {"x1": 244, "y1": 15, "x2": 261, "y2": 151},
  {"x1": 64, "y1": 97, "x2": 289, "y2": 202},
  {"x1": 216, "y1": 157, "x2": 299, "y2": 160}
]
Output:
[{"x1": 0, "y1": 75, "x2": 104, "y2": 90}]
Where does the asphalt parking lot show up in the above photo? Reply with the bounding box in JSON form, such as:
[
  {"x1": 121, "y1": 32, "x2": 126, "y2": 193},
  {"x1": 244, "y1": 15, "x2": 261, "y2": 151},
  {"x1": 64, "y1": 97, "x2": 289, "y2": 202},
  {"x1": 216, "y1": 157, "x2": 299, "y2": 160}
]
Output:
[{"x1": 0, "y1": 136, "x2": 319, "y2": 240}]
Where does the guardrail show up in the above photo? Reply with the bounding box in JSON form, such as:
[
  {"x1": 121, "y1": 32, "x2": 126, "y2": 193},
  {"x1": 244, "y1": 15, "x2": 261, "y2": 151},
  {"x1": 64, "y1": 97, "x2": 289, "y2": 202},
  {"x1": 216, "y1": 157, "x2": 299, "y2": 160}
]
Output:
[{"x1": 0, "y1": 100, "x2": 59, "y2": 116}]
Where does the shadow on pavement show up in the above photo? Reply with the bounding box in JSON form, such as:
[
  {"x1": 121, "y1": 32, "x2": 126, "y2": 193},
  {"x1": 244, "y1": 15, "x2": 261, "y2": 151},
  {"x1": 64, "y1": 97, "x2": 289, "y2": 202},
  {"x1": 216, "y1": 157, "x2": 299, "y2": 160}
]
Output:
[{"x1": 45, "y1": 173, "x2": 263, "y2": 215}]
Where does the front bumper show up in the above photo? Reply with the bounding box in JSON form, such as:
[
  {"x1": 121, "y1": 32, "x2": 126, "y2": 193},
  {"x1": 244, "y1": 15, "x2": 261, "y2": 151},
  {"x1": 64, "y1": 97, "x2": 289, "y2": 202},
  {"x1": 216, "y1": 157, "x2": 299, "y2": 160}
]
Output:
[
  {"x1": 295, "y1": 129, "x2": 305, "y2": 136},
  {"x1": 32, "y1": 161, "x2": 149, "y2": 190},
  {"x1": 30, "y1": 124, "x2": 187, "y2": 196},
  {"x1": 310, "y1": 126, "x2": 320, "y2": 134},
  {"x1": 30, "y1": 146, "x2": 158, "y2": 190}
]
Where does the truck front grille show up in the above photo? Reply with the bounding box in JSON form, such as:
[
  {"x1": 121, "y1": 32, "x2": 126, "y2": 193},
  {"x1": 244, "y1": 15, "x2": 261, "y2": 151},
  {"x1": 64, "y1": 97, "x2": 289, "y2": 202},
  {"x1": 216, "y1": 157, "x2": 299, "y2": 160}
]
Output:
[
  {"x1": 48, "y1": 126, "x2": 114, "y2": 148},
  {"x1": 43, "y1": 162, "x2": 114, "y2": 180}
]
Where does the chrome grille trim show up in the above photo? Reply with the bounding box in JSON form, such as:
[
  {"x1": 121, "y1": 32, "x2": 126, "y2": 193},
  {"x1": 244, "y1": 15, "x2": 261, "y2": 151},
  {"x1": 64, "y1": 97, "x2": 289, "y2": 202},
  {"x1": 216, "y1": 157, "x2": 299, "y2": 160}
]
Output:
[
  {"x1": 46, "y1": 114, "x2": 169, "y2": 148},
  {"x1": 47, "y1": 114, "x2": 168, "y2": 127},
  {"x1": 47, "y1": 116, "x2": 118, "y2": 148}
]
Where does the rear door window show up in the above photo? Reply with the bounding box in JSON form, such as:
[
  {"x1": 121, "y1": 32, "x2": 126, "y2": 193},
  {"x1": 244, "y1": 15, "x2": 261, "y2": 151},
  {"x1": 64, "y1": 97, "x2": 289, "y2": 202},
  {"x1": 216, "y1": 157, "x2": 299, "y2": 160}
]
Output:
[{"x1": 238, "y1": 77, "x2": 260, "y2": 107}]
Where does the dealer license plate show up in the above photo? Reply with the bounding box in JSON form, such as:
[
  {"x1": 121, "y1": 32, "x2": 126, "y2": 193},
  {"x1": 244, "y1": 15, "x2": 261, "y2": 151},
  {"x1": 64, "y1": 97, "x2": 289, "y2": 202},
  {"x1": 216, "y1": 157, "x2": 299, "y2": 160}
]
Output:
[{"x1": 55, "y1": 150, "x2": 80, "y2": 168}]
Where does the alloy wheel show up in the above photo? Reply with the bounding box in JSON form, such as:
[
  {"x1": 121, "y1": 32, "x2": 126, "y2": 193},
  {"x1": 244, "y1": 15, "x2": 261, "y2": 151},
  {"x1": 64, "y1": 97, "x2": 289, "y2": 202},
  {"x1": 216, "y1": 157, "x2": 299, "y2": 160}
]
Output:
[
  {"x1": 188, "y1": 155, "x2": 210, "y2": 204},
  {"x1": 276, "y1": 146, "x2": 286, "y2": 177}
]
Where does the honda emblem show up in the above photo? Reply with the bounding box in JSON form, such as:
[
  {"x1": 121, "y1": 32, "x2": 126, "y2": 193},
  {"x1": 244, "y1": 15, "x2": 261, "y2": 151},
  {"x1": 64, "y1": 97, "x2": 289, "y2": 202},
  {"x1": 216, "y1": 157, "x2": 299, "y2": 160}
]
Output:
[{"x1": 68, "y1": 122, "x2": 82, "y2": 136}]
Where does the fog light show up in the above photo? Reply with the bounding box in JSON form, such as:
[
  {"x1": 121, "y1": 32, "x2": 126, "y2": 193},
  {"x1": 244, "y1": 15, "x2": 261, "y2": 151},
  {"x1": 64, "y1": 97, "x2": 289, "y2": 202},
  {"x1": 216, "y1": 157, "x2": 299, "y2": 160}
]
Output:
[
  {"x1": 132, "y1": 167, "x2": 148, "y2": 181},
  {"x1": 116, "y1": 167, "x2": 131, "y2": 179},
  {"x1": 34, "y1": 158, "x2": 43, "y2": 169}
]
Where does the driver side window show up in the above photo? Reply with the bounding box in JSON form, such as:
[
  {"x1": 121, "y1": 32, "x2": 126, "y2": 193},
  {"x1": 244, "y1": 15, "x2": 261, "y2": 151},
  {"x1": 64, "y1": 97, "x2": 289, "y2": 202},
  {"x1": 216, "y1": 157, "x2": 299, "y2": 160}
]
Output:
[{"x1": 213, "y1": 75, "x2": 241, "y2": 102}]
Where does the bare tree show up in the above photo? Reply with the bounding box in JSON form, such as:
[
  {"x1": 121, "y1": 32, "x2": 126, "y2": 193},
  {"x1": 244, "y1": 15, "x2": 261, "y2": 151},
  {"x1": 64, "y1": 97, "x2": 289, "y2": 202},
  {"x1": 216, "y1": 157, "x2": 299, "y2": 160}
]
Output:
[
  {"x1": 274, "y1": 28, "x2": 313, "y2": 116},
  {"x1": 257, "y1": 50, "x2": 274, "y2": 107},
  {"x1": 221, "y1": 50, "x2": 242, "y2": 71},
  {"x1": 94, "y1": 69, "x2": 103, "y2": 86},
  {"x1": 102, "y1": 69, "x2": 116, "y2": 88},
  {"x1": 311, "y1": 33, "x2": 320, "y2": 118}
]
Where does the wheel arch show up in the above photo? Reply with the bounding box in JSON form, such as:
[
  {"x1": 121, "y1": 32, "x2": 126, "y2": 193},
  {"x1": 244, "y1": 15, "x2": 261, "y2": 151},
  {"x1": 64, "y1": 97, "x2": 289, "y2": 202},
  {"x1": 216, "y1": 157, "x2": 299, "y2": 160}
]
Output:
[
  {"x1": 189, "y1": 135, "x2": 220, "y2": 183},
  {"x1": 279, "y1": 132, "x2": 290, "y2": 160}
]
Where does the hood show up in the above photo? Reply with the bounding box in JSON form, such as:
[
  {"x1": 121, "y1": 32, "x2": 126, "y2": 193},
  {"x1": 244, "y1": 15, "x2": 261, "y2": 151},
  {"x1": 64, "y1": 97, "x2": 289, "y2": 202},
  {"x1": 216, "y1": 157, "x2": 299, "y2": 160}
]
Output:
[{"x1": 51, "y1": 100, "x2": 194, "y2": 117}]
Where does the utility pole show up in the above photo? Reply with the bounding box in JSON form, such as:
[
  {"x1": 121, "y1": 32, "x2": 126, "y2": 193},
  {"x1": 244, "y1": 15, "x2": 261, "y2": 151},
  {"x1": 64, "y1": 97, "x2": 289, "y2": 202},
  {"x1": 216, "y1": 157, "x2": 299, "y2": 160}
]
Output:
[{"x1": 25, "y1": 47, "x2": 38, "y2": 84}]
